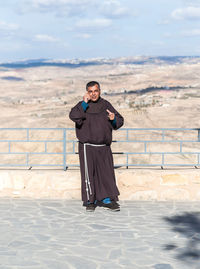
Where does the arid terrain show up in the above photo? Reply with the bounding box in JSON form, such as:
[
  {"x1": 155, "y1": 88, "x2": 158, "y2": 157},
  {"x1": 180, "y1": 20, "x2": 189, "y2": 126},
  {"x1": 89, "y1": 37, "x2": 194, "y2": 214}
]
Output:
[
  {"x1": 0, "y1": 56, "x2": 200, "y2": 129},
  {"x1": 0, "y1": 56, "x2": 200, "y2": 167}
]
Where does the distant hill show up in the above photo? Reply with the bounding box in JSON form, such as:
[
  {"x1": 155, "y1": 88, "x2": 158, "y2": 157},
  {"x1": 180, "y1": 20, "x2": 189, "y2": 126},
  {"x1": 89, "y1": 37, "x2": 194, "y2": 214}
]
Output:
[{"x1": 0, "y1": 56, "x2": 200, "y2": 69}]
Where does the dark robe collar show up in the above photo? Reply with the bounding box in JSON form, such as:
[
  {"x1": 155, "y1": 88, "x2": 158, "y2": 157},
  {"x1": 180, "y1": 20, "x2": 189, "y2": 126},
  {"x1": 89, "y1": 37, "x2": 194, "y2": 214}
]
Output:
[{"x1": 86, "y1": 97, "x2": 105, "y2": 113}]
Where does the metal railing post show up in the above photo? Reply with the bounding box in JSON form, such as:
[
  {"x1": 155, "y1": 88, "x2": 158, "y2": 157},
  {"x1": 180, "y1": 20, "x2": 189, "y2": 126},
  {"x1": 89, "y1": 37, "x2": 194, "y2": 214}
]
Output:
[
  {"x1": 126, "y1": 154, "x2": 129, "y2": 169},
  {"x1": 63, "y1": 128, "x2": 66, "y2": 171},
  {"x1": 126, "y1": 129, "x2": 129, "y2": 141},
  {"x1": 27, "y1": 128, "x2": 29, "y2": 141},
  {"x1": 180, "y1": 142, "x2": 182, "y2": 153},
  {"x1": 161, "y1": 153, "x2": 164, "y2": 169},
  {"x1": 162, "y1": 129, "x2": 164, "y2": 141}
]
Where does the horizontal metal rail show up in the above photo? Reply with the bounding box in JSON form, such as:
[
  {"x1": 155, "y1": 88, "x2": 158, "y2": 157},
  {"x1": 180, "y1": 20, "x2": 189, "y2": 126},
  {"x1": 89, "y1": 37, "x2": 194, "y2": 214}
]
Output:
[{"x1": 0, "y1": 128, "x2": 199, "y2": 170}]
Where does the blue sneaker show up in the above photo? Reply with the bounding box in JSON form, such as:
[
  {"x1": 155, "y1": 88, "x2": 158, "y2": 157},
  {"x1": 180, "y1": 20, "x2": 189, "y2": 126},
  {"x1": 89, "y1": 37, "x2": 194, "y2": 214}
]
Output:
[
  {"x1": 99, "y1": 200, "x2": 120, "y2": 211},
  {"x1": 102, "y1": 197, "x2": 111, "y2": 204}
]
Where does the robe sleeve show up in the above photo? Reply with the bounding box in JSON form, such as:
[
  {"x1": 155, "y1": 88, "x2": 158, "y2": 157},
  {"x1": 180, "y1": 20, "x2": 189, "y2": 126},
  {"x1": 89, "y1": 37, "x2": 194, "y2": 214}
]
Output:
[
  {"x1": 69, "y1": 101, "x2": 87, "y2": 126},
  {"x1": 106, "y1": 101, "x2": 124, "y2": 130}
]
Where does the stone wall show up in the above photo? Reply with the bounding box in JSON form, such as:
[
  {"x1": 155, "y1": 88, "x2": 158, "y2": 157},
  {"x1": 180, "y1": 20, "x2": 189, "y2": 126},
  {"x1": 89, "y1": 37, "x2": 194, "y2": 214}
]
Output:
[{"x1": 0, "y1": 168, "x2": 200, "y2": 200}]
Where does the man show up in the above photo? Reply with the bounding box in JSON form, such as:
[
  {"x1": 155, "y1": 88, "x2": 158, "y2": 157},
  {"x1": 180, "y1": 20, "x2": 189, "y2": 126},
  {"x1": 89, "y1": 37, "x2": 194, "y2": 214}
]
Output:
[{"x1": 69, "y1": 81, "x2": 124, "y2": 212}]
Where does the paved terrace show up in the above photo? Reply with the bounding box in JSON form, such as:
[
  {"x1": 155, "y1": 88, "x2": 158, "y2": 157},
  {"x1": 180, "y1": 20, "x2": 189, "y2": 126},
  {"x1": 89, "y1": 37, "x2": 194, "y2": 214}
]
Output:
[{"x1": 0, "y1": 199, "x2": 200, "y2": 269}]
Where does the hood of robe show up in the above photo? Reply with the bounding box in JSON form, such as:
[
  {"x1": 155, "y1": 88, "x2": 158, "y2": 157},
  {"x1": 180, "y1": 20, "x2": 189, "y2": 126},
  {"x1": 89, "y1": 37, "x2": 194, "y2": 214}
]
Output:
[{"x1": 86, "y1": 97, "x2": 105, "y2": 113}]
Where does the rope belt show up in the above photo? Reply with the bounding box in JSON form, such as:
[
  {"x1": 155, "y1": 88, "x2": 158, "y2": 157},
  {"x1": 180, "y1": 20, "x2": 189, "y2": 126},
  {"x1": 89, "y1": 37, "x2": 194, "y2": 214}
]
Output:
[{"x1": 83, "y1": 143, "x2": 106, "y2": 200}]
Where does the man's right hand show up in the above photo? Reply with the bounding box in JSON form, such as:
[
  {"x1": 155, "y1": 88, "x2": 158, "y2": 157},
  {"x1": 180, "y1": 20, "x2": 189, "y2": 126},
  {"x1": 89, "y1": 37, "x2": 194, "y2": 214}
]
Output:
[{"x1": 83, "y1": 92, "x2": 90, "y2": 103}]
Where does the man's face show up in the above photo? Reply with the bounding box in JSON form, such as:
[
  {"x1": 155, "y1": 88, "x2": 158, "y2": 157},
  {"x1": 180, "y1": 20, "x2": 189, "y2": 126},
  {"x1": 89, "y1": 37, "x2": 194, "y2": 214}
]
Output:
[{"x1": 87, "y1": 84, "x2": 101, "y2": 102}]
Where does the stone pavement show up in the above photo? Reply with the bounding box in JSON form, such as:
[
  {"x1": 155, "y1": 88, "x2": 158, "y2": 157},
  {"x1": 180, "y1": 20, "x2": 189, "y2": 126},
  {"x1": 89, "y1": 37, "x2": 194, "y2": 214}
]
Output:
[{"x1": 0, "y1": 199, "x2": 200, "y2": 269}]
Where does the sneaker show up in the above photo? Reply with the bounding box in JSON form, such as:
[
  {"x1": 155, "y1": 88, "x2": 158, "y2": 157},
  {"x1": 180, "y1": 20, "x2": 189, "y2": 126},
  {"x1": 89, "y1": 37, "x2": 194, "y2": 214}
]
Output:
[
  {"x1": 113, "y1": 201, "x2": 120, "y2": 207},
  {"x1": 86, "y1": 203, "x2": 96, "y2": 212},
  {"x1": 99, "y1": 201, "x2": 120, "y2": 211}
]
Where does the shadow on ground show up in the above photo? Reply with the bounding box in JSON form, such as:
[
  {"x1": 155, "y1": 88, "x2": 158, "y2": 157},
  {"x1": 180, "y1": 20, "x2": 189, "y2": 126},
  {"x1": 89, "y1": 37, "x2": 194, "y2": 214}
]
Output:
[{"x1": 163, "y1": 212, "x2": 200, "y2": 263}]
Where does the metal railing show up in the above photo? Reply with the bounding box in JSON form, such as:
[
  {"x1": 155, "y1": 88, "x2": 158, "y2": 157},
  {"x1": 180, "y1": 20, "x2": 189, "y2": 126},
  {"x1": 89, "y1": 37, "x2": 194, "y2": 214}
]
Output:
[{"x1": 0, "y1": 128, "x2": 199, "y2": 170}]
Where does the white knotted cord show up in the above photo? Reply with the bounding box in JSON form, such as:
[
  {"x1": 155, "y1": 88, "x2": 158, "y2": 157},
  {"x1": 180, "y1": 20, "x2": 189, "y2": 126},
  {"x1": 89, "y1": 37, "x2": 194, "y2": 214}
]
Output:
[{"x1": 83, "y1": 143, "x2": 106, "y2": 200}]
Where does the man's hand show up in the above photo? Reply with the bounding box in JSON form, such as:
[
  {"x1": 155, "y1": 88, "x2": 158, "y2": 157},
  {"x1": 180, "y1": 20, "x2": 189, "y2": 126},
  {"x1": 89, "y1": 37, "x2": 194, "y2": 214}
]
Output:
[
  {"x1": 83, "y1": 92, "x2": 90, "y2": 103},
  {"x1": 106, "y1": 109, "x2": 115, "y2": 121}
]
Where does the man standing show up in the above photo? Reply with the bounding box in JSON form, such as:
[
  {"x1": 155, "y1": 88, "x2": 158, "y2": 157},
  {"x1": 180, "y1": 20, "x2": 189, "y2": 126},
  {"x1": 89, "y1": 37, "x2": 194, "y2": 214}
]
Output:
[{"x1": 69, "y1": 81, "x2": 124, "y2": 212}]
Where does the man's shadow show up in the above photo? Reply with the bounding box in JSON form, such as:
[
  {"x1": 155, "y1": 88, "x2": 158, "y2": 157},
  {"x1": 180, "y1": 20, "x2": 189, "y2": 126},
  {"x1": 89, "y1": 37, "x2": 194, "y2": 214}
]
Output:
[{"x1": 163, "y1": 212, "x2": 200, "y2": 263}]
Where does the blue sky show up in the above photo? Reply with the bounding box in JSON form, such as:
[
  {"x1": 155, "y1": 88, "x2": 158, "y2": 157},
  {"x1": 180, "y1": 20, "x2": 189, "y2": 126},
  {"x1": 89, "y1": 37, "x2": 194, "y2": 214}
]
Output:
[{"x1": 1, "y1": 0, "x2": 200, "y2": 62}]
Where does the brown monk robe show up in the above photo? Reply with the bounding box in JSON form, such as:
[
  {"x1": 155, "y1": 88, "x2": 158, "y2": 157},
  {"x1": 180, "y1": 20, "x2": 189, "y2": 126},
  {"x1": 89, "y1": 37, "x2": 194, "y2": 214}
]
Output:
[{"x1": 69, "y1": 83, "x2": 124, "y2": 206}]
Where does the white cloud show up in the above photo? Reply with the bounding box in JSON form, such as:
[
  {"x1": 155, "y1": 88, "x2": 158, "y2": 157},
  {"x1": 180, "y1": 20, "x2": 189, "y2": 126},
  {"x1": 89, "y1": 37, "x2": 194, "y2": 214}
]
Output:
[
  {"x1": 18, "y1": 0, "x2": 96, "y2": 15},
  {"x1": 18, "y1": 0, "x2": 133, "y2": 19},
  {"x1": 34, "y1": 34, "x2": 59, "y2": 42},
  {"x1": 181, "y1": 29, "x2": 200, "y2": 36},
  {"x1": 75, "y1": 18, "x2": 112, "y2": 29},
  {"x1": 171, "y1": 6, "x2": 200, "y2": 20},
  {"x1": 99, "y1": 0, "x2": 132, "y2": 18},
  {"x1": 0, "y1": 21, "x2": 19, "y2": 31},
  {"x1": 0, "y1": 21, "x2": 19, "y2": 39}
]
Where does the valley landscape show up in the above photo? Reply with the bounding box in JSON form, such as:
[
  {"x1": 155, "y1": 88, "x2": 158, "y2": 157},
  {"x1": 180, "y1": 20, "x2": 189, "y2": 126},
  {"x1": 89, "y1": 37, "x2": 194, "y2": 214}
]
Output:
[
  {"x1": 0, "y1": 56, "x2": 200, "y2": 167},
  {"x1": 0, "y1": 56, "x2": 200, "y2": 129}
]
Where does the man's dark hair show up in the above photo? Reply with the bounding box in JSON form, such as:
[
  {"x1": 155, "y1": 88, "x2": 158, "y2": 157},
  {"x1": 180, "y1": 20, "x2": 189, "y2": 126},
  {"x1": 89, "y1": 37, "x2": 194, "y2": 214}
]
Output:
[{"x1": 86, "y1": 81, "x2": 100, "y2": 90}]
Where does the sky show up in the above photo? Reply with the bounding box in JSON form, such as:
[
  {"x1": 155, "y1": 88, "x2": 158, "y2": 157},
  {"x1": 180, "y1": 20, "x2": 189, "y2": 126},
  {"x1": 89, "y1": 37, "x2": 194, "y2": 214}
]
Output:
[{"x1": 1, "y1": 0, "x2": 200, "y2": 62}]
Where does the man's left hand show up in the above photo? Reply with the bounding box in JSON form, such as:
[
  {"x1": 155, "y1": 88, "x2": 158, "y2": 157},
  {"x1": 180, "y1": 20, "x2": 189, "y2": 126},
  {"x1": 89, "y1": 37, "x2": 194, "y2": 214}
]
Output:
[{"x1": 106, "y1": 109, "x2": 115, "y2": 121}]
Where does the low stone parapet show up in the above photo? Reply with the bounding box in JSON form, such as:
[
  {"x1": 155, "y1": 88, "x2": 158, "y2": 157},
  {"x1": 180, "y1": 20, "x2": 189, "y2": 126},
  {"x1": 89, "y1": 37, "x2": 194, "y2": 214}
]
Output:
[{"x1": 0, "y1": 168, "x2": 200, "y2": 200}]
